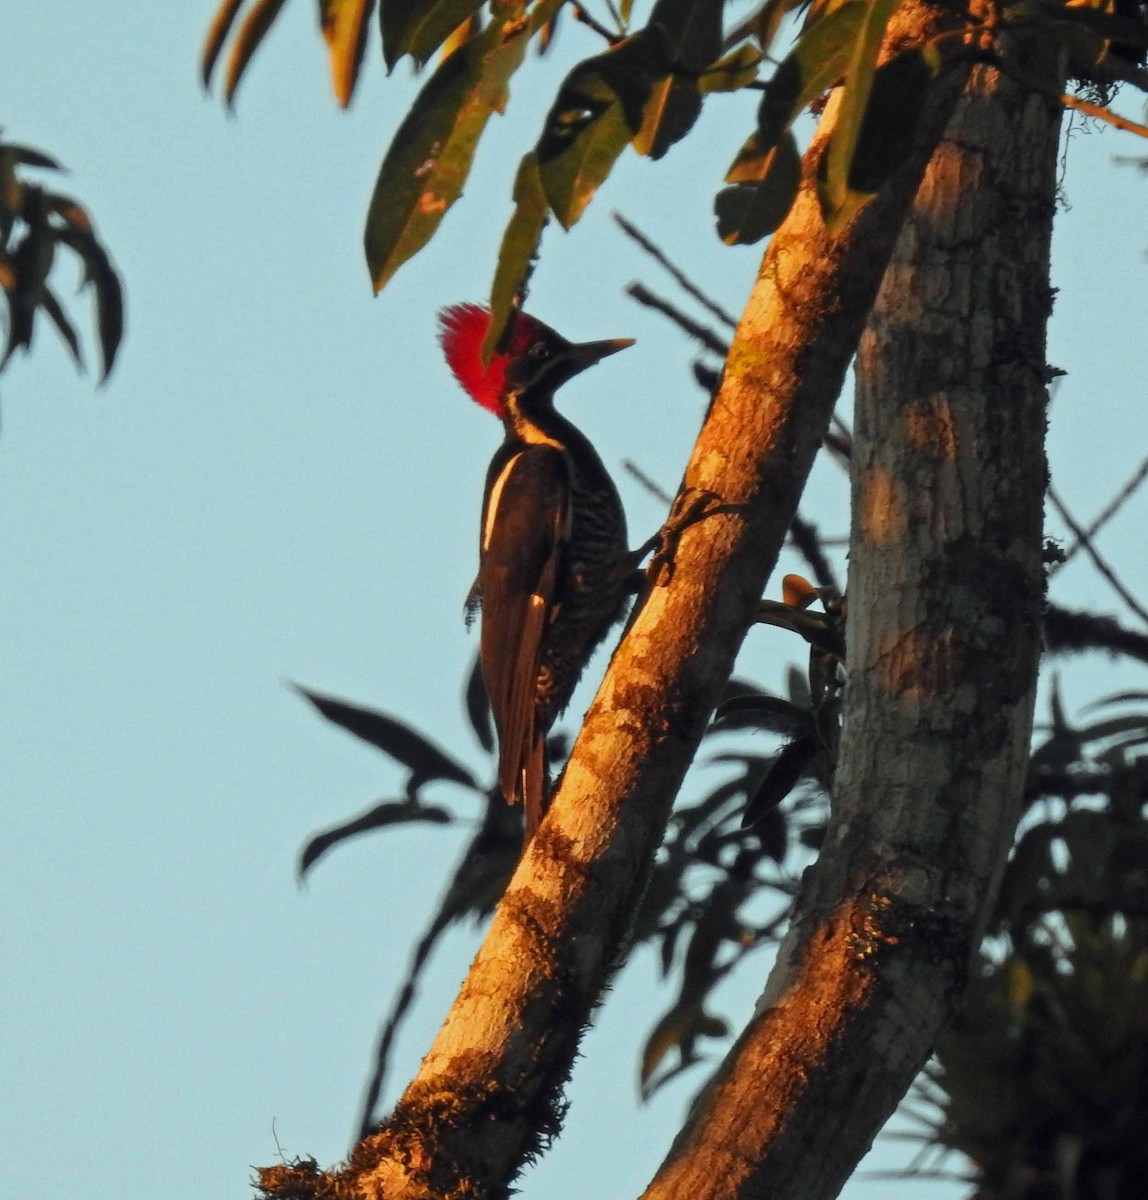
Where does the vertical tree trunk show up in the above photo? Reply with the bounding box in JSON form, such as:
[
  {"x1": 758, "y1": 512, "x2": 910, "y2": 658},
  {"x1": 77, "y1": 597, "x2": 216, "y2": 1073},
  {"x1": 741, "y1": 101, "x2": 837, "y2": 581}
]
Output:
[{"x1": 641, "y1": 35, "x2": 1062, "y2": 1200}]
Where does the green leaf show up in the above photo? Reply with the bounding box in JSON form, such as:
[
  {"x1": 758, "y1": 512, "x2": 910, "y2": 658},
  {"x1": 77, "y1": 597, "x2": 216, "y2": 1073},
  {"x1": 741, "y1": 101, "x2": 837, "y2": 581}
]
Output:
[
  {"x1": 364, "y1": 11, "x2": 531, "y2": 292},
  {"x1": 755, "y1": 0, "x2": 800, "y2": 59},
  {"x1": 757, "y1": 0, "x2": 865, "y2": 149},
  {"x1": 380, "y1": 0, "x2": 487, "y2": 69},
  {"x1": 320, "y1": 0, "x2": 376, "y2": 105},
  {"x1": 714, "y1": 130, "x2": 800, "y2": 244},
  {"x1": 697, "y1": 43, "x2": 762, "y2": 93},
  {"x1": 484, "y1": 151, "x2": 550, "y2": 361},
  {"x1": 844, "y1": 47, "x2": 934, "y2": 193},
  {"x1": 650, "y1": 0, "x2": 723, "y2": 71},
  {"x1": 224, "y1": 0, "x2": 291, "y2": 106},
  {"x1": 821, "y1": 0, "x2": 902, "y2": 216},
  {"x1": 633, "y1": 0, "x2": 724, "y2": 158},
  {"x1": 538, "y1": 29, "x2": 668, "y2": 228}
]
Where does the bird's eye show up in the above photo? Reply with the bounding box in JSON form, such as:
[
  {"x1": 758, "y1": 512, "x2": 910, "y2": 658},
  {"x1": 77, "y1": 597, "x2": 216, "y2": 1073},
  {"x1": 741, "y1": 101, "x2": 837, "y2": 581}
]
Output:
[{"x1": 528, "y1": 342, "x2": 551, "y2": 360}]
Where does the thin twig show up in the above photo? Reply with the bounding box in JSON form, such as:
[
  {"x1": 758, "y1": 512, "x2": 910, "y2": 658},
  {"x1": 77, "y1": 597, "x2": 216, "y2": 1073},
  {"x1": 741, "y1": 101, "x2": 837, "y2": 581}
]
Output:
[
  {"x1": 626, "y1": 282, "x2": 731, "y2": 357},
  {"x1": 570, "y1": 4, "x2": 621, "y2": 43},
  {"x1": 614, "y1": 212, "x2": 739, "y2": 328},
  {"x1": 623, "y1": 459, "x2": 675, "y2": 506},
  {"x1": 1048, "y1": 485, "x2": 1148, "y2": 628},
  {"x1": 1053, "y1": 452, "x2": 1148, "y2": 571}
]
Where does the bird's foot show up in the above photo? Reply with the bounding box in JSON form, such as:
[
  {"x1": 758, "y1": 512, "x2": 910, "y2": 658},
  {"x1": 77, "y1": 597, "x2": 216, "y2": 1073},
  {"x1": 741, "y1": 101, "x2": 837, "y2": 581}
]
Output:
[{"x1": 644, "y1": 487, "x2": 729, "y2": 588}]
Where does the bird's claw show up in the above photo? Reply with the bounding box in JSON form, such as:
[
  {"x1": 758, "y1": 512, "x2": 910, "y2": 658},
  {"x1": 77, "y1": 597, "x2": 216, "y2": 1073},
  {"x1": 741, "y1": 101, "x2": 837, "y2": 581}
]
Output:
[{"x1": 646, "y1": 487, "x2": 728, "y2": 587}]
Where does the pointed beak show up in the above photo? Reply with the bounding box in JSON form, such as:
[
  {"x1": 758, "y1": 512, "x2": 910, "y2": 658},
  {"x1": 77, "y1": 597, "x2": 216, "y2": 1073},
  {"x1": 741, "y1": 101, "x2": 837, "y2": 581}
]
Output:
[{"x1": 563, "y1": 336, "x2": 635, "y2": 374}]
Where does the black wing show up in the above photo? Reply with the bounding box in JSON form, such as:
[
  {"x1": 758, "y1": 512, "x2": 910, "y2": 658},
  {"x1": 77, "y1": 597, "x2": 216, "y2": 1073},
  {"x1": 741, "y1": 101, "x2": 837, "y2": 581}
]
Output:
[{"x1": 477, "y1": 443, "x2": 571, "y2": 839}]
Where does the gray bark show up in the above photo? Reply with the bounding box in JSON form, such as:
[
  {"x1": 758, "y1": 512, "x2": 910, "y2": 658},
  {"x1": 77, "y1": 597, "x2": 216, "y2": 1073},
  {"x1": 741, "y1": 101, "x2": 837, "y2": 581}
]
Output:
[{"x1": 640, "y1": 33, "x2": 1062, "y2": 1200}]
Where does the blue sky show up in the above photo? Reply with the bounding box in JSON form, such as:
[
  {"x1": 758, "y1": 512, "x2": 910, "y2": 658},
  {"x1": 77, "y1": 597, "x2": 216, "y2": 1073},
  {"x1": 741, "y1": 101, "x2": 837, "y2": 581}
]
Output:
[{"x1": 4, "y1": 6, "x2": 1148, "y2": 1199}]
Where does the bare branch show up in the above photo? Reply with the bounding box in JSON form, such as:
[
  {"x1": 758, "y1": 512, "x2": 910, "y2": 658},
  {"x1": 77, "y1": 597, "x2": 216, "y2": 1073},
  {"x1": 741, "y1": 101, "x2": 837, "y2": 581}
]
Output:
[
  {"x1": 614, "y1": 212, "x2": 739, "y2": 328},
  {"x1": 1048, "y1": 484, "x2": 1148, "y2": 627},
  {"x1": 626, "y1": 282, "x2": 731, "y2": 358},
  {"x1": 1053, "y1": 452, "x2": 1148, "y2": 570}
]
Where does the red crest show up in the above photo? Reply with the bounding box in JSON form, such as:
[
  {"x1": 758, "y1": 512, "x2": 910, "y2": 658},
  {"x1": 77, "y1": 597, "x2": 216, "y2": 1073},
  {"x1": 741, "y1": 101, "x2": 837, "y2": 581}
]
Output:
[{"x1": 438, "y1": 303, "x2": 547, "y2": 417}]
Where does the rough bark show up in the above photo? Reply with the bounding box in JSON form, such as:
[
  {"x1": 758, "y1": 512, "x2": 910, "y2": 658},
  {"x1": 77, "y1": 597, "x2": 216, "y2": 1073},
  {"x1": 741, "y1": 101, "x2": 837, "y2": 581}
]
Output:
[
  {"x1": 258, "y1": 5, "x2": 979, "y2": 1199},
  {"x1": 640, "y1": 34, "x2": 1062, "y2": 1200}
]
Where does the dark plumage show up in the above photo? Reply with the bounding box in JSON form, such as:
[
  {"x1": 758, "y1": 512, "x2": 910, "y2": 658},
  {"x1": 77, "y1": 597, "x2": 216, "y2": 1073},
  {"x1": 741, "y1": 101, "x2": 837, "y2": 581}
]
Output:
[{"x1": 440, "y1": 303, "x2": 633, "y2": 842}]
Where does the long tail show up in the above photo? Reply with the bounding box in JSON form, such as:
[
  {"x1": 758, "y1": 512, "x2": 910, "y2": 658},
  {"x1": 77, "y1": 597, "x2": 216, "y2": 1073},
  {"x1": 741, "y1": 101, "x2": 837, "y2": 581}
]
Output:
[{"x1": 520, "y1": 731, "x2": 548, "y2": 845}]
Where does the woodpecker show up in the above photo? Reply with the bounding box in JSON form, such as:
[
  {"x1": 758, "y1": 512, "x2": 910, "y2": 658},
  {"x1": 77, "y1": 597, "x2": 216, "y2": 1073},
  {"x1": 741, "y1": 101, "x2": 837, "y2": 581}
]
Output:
[{"x1": 440, "y1": 303, "x2": 634, "y2": 843}]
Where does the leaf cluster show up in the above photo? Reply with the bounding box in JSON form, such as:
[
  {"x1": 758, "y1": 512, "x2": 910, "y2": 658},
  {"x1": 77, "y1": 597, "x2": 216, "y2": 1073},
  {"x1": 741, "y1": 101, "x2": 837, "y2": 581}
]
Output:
[
  {"x1": 203, "y1": 0, "x2": 1148, "y2": 367},
  {"x1": 200, "y1": 0, "x2": 1148, "y2": 355},
  {"x1": 0, "y1": 133, "x2": 123, "y2": 382}
]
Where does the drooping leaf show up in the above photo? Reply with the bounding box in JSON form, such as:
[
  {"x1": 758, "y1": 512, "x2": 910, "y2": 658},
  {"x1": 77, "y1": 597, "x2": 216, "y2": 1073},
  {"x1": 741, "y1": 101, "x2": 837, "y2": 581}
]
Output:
[
  {"x1": 820, "y1": 0, "x2": 902, "y2": 218},
  {"x1": 57, "y1": 225, "x2": 125, "y2": 381},
  {"x1": 380, "y1": 0, "x2": 486, "y2": 69},
  {"x1": 483, "y1": 150, "x2": 549, "y2": 362},
  {"x1": 320, "y1": 0, "x2": 376, "y2": 105},
  {"x1": 225, "y1": 0, "x2": 292, "y2": 106},
  {"x1": 8, "y1": 144, "x2": 63, "y2": 171},
  {"x1": 658, "y1": 915, "x2": 688, "y2": 977},
  {"x1": 639, "y1": 999, "x2": 709, "y2": 1095},
  {"x1": 202, "y1": 0, "x2": 248, "y2": 88},
  {"x1": 1, "y1": 289, "x2": 35, "y2": 370},
  {"x1": 633, "y1": 0, "x2": 724, "y2": 159},
  {"x1": 741, "y1": 735, "x2": 819, "y2": 830},
  {"x1": 537, "y1": 28, "x2": 669, "y2": 228},
  {"x1": 757, "y1": 0, "x2": 865, "y2": 149},
  {"x1": 714, "y1": 129, "x2": 801, "y2": 244},
  {"x1": 817, "y1": 46, "x2": 936, "y2": 225},
  {"x1": 364, "y1": 10, "x2": 532, "y2": 291},
  {"x1": 298, "y1": 797, "x2": 453, "y2": 875},
  {"x1": 293, "y1": 683, "x2": 478, "y2": 789},
  {"x1": 752, "y1": 802, "x2": 789, "y2": 862},
  {"x1": 39, "y1": 285, "x2": 83, "y2": 369},
  {"x1": 755, "y1": 0, "x2": 800, "y2": 59},
  {"x1": 464, "y1": 654, "x2": 495, "y2": 753}
]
